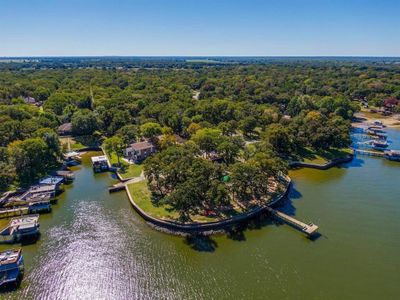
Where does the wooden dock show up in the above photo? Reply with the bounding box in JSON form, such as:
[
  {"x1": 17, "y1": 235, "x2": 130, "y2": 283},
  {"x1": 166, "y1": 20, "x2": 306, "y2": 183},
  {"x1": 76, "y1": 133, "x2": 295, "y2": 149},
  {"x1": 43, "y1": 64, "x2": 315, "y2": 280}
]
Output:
[
  {"x1": 266, "y1": 207, "x2": 319, "y2": 236},
  {"x1": 0, "y1": 207, "x2": 29, "y2": 219},
  {"x1": 353, "y1": 149, "x2": 384, "y2": 157},
  {"x1": 108, "y1": 182, "x2": 126, "y2": 193}
]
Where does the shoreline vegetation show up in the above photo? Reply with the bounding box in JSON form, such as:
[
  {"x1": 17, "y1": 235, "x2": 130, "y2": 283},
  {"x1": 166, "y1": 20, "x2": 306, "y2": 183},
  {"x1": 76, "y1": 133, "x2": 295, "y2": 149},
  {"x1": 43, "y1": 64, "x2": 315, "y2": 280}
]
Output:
[{"x1": 125, "y1": 175, "x2": 291, "y2": 233}]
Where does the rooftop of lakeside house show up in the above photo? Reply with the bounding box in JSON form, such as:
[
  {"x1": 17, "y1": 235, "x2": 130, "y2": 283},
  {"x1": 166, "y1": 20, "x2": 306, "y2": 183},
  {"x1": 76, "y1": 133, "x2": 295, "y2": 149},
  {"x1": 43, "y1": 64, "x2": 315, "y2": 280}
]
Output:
[{"x1": 128, "y1": 141, "x2": 155, "y2": 151}]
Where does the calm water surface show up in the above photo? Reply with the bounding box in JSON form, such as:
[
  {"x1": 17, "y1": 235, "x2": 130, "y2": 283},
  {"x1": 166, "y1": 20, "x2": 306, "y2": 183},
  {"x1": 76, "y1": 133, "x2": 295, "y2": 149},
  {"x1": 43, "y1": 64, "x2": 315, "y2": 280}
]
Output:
[{"x1": 1, "y1": 129, "x2": 400, "y2": 300}]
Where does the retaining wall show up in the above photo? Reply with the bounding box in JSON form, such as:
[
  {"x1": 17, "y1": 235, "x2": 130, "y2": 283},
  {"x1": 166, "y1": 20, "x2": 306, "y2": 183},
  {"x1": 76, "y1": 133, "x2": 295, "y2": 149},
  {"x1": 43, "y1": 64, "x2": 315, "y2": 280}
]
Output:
[
  {"x1": 125, "y1": 179, "x2": 291, "y2": 234},
  {"x1": 289, "y1": 154, "x2": 353, "y2": 170}
]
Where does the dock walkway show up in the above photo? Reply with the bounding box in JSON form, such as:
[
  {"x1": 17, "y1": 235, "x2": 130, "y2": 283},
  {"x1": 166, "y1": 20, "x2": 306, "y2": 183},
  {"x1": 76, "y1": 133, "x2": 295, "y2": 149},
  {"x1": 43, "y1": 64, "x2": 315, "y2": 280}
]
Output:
[
  {"x1": 266, "y1": 207, "x2": 319, "y2": 236},
  {"x1": 109, "y1": 174, "x2": 145, "y2": 193},
  {"x1": 353, "y1": 149, "x2": 384, "y2": 157}
]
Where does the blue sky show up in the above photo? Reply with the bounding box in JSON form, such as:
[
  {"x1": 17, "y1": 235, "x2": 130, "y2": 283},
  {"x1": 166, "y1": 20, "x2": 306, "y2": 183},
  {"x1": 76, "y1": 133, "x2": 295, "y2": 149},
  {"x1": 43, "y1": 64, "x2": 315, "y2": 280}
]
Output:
[{"x1": 0, "y1": 0, "x2": 399, "y2": 56}]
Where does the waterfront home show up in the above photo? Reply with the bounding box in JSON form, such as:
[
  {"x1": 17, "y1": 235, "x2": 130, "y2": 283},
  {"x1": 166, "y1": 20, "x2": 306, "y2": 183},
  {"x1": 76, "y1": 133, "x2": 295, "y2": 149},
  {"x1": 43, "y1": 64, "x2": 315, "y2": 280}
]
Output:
[
  {"x1": 57, "y1": 122, "x2": 72, "y2": 136},
  {"x1": 0, "y1": 215, "x2": 40, "y2": 244},
  {"x1": 383, "y1": 97, "x2": 399, "y2": 111},
  {"x1": 0, "y1": 248, "x2": 24, "y2": 288},
  {"x1": 91, "y1": 155, "x2": 109, "y2": 172},
  {"x1": 124, "y1": 141, "x2": 155, "y2": 162}
]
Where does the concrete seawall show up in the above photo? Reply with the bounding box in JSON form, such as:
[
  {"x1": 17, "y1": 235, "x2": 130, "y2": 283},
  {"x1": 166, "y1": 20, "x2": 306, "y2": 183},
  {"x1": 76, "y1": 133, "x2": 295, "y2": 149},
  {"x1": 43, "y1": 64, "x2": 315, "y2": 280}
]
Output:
[
  {"x1": 289, "y1": 154, "x2": 353, "y2": 170},
  {"x1": 125, "y1": 179, "x2": 291, "y2": 235}
]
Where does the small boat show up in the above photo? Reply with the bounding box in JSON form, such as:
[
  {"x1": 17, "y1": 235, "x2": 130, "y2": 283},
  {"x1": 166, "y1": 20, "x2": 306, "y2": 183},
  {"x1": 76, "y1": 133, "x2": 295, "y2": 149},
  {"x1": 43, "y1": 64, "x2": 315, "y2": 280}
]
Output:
[
  {"x1": 366, "y1": 129, "x2": 387, "y2": 139},
  {"x1": 63, "y1": 151, "x2": 82, "y2": 166},
  {"x1": 372, "y1": 120, "x2": 384, "y2": 126},
  {"x1": 0, "y1": 215, "x2": 40, "y2": 243},
  {"x1": 384, "y1": 150, "x2": 400, "y2": 162},
  {"x1": 371, "y1": 140, "x2": 389, "y2": 150},
  {"x1": 367, "y1": 126, "x2": 385, "y2": 133},
  {"x1": 0, "y1": 248, "x2": 24, "y2": 288}
]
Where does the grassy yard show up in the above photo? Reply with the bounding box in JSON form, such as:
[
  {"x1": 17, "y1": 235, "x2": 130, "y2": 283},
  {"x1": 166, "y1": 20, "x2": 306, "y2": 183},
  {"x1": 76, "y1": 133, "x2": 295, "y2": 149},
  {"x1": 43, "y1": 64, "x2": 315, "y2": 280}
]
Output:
[
  {"x1": 60, "y1": 135, "x2": 100, "y2": 151},
  {"x1": 298, "y1": 147, "x2": 352, "y2": 164},
  {"x1": 60, "y1": 137, "x2": 86, "y2": 151},
  {"x1": 127, "y1": 180, "x2": 180, "y2": 220},
  {"x1": 127, "y1": 181, "x2": 229, "y2": 223},
  {"x1": 106, "y1": 151, "x2": 143, "y2": 179}
]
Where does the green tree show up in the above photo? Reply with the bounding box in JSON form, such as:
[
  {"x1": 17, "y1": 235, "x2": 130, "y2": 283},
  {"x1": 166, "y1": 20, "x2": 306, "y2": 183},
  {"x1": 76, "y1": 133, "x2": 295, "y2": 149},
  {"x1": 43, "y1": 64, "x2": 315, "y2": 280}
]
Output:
[
  {"x1": 103, "y1": 135, "x2": 125, "y2": 166},
  {"x1": 8, "y1": 138, "x2": 50, "y2": 184},
  {"x1": 191, "y1": 128, "x2": 222, "y2": 155},
  {"x1": 0, "y1": 147, "x2": 16, "y2": 192},
  {"x1": 239, "y1": 116, "x2": 258, "y2": 137},
  {"x1": 144, "y1": 146, "x2": 228, "y2": 221},
  {"x1": 71, "y1": 109, "x2": 100, "y2": 136},
  {"x1": 140, "y1": 122, "x2": 162, "y2": 139},
  {"x1": 217, "y1": 136, "x2": 243, "y2": 164},
  {"x1": 263, "y1": 123, "x2": 295, "y2": 157}
]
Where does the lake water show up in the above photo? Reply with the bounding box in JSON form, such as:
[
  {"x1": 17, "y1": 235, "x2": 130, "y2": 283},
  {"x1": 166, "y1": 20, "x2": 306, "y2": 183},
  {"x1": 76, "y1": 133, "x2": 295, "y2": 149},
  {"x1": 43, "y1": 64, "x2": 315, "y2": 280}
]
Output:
[{"x1": 1, "y1": 130, "x2": 400, "y2": 300}]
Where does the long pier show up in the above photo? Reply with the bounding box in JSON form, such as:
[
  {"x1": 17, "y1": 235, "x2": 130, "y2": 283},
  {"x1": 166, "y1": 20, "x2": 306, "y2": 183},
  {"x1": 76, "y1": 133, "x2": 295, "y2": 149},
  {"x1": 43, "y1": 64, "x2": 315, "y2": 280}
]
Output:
[
  {"x1": 353, "y1": 149, "x2": 384, "y2": 157},
  {"x1": 266, "y1": 207, "x2": 319, "y2": 236}
]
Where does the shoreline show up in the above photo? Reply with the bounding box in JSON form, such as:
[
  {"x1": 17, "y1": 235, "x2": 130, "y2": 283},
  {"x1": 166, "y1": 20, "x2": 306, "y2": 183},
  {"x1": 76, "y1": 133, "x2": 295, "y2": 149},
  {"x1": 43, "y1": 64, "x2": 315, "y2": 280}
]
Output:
[
  {"x1": 124, "y1": 177, "x2": 292, "y2": 236},
  {"x1": 289, "y1": 154, "x2": 353, "y2": 170},
  {"x1": 353, "y1": 111, "x2": 400, "y2": 128}
]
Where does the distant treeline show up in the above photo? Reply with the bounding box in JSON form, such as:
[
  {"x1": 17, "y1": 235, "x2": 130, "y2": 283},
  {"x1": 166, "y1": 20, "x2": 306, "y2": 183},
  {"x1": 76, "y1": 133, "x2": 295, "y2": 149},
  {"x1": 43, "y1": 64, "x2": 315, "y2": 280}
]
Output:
[{"x1": 0, "y1": 56, "x2": 399, "y2": 70}]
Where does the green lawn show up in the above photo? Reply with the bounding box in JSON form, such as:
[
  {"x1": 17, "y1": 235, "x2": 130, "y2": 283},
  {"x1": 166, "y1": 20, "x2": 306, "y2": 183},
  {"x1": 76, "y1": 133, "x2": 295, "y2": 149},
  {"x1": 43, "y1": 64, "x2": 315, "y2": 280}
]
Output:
[
  {"x1": 127, "y1": 180, "x2": 179, "y2": 220},
  {"x1": 127, "y1": 181, "x2": 228, "y2": 223},
  {"x1": 106, "y1": 151, "x2": 143, "y2": 179},
  {"x1": 60, "y1": 135, "x2": 100, "y2": 151},
  {"x1": 60, "y1": 137, "x2": 86, "y2": 151},
  {"x1": 298, "y1": 147, "x2": 352, "y2": 164}
]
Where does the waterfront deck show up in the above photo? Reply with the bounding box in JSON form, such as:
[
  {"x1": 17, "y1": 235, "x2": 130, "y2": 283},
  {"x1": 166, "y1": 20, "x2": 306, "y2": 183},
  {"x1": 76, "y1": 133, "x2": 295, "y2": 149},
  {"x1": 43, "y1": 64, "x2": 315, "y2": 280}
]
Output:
[
  {"x1": 266, "y1": 207, "x2": 319, "y2": 236},
  {"x1": 0, "y1": 207, "x2": 29, "y2": 219},
  {"x1": 109, "y1": 182, "x2": 126, "y2": 193},
  {"x1": 0, "y1": 215, "x2": 40, "y2": 244}
]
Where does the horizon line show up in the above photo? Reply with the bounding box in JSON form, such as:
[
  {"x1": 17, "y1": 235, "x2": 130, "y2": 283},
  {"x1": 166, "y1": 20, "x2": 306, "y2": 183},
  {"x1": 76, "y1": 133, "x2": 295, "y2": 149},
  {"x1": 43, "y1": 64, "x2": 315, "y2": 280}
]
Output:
[{"x1": 1, "y1": 55, "x2": 400, "y2": 58}]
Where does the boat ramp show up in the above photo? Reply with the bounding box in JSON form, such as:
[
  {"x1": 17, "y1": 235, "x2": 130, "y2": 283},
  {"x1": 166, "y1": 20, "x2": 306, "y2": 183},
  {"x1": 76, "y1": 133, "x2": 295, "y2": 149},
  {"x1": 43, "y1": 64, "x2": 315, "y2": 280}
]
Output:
[{"x1": 266, "y1": 207, "x2": 319, "y2": 236}]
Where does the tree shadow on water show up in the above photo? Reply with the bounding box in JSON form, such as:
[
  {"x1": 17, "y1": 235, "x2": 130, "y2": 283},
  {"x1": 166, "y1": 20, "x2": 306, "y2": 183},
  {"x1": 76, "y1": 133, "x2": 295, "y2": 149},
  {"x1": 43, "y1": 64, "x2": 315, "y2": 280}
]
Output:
[
  {"x1": 184, "y1": 235, "x2": 218, "y2": 252},
  {"x1": 273, "y1": 184, "x2": 302, "y2": 216},
  {"x1": 226, "y1": 224, "x2": 247, "y2": 241}
]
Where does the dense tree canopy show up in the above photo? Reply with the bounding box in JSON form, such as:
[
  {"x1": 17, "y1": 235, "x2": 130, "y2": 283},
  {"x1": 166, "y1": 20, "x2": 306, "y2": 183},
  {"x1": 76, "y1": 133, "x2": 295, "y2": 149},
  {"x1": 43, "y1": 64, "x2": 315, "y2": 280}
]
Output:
[{"x1": 1, "y1": 58, "x2": 399, "y2": 195}]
